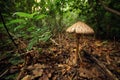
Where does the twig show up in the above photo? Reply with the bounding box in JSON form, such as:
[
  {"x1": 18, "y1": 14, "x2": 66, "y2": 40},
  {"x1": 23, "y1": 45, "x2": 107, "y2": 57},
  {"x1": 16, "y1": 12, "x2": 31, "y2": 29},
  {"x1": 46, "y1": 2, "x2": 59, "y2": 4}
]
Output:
[
  {"x1": 16, "y1": 66, "x2": 27, "y2": 80},
  {"x1": 82, "y1": 50, "x2": 119, "y2": 80},
  {"x1": 50, "y1": 38, "x2": 59, "y2": 46},
  {"x1": 110, "y1": 50, "x2": 120, "y2": 56},
  {"x1": 0, "y1": 11, "x2": 18, "y2": 48},
  {"x1": 0, "y1": 69, "x2": 9, "y2": 78},
  {"x1": 99, "y1": 0, "x2": 120, "y2": 16}
]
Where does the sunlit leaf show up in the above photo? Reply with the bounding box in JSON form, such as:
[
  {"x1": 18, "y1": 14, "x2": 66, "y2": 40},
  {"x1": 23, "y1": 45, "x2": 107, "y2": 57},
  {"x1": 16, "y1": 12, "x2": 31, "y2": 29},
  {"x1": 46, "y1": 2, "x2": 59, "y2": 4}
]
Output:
[
  {"x1": 13, "y1": 12, "x2": 33, "y2": 18},
  {"x1": 31, "y1": 12, "x2": 39, "y2": 17}
]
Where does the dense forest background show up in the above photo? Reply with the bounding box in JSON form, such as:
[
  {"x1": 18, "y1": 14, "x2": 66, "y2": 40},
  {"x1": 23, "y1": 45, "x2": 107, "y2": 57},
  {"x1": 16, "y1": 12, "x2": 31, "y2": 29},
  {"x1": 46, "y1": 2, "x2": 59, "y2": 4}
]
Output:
[
  {"x1": 0, "y1": 0, "x2": 120, "y2": 48},
  {"x1": 0, "y1": 0, "x2": 120, "y2": 80}
]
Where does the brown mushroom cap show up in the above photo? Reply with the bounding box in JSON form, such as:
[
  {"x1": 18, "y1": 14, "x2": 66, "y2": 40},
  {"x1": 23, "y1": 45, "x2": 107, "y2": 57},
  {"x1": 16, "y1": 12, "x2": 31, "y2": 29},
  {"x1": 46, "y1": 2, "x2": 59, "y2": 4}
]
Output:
[{"x1": 66, "y1": 21, "x2": 94, "y2": 35}]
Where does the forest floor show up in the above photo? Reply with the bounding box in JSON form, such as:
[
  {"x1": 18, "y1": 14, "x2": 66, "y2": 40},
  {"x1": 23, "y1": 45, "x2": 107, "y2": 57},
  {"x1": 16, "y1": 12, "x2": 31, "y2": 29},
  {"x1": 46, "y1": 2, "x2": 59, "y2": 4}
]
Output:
[{"x1": 0, "y1": 34, "x2": 120, "y2": 80}]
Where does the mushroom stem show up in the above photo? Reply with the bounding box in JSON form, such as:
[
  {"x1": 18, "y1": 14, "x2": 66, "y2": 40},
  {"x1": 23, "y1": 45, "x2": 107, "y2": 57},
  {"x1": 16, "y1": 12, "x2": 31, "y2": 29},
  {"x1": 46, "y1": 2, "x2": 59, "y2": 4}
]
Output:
[{"x1": 76, "y1": 34, "x2": 82, "y2": 63}]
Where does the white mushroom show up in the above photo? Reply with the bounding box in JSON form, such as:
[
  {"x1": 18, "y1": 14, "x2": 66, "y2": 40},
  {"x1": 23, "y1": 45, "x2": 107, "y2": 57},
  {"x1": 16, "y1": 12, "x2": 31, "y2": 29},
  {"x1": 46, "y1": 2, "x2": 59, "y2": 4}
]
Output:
[{"x1": 66, "y1": 21, "x2": 94, "y2": 64}]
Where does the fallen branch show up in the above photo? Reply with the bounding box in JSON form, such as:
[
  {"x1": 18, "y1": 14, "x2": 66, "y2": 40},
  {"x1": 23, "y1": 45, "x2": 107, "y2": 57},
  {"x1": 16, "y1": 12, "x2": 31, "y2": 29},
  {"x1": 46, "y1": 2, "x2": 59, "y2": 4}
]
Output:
[
  {"x1": 99, "y1": 0, "x2": 120, "y2": 16},
  {"x1": 82, "y1": 50, "x2": 118, "y2": 80}
]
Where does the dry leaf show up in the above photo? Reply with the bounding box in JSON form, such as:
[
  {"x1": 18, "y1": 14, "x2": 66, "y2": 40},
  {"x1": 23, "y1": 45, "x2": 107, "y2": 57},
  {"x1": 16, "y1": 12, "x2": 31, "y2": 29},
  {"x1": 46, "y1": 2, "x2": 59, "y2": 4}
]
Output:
[
  {"x1": 22, "y1": 75, "x2": 32, "y2": 80},
  {"x1": 40, "y1": 74, "x2": 49, "y2": 80}
]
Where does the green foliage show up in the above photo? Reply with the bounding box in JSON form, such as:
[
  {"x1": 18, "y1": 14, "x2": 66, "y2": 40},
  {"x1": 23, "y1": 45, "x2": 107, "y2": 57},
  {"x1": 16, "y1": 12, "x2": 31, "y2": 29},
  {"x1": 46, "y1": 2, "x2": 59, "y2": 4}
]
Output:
[
  {"x1": 1, "y1": 0, "x2": 120, "y2": 39},
  {"x1": 7, "y1": 12, "x2": 51, "y2": 50},
  {"x1": 34, "y1": 14, "x2": 46, "y2": 21},
  {"x1": 14, "y1": 24, "x2": 26, "y2": 32},
  {"x1": 5, "y1": 73, "x2": 18, "y2": 80},
  {"x1": 13, "y1": 12, "x2": 33, "y2": 18},
  {"x1": 9, "y1": 53, "x2": 24, "y2": 65},
  {"x1": 28, "y1": 28, "x2": 51, "y2": 50},
  {"x1": 7, "y1": 19, "x2": 25, "y2": 26}
]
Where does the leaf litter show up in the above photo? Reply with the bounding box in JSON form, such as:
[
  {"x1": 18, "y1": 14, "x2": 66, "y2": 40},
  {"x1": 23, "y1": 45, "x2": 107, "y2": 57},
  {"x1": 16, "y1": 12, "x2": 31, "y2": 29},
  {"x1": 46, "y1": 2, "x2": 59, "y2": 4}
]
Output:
[{"x1": 1, "y1": 34, "x2": 120, "y2": 80}]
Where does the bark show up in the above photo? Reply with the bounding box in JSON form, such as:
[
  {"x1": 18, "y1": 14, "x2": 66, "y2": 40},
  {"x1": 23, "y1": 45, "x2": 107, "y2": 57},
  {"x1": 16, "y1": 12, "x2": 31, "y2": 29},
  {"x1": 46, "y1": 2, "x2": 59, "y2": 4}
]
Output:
[
  {"x1": 0, "y1": 11, "x2": 18, "y2": 48},
  {"x1": 99, "y1": 0, "x2": 120, "y2": 16}
]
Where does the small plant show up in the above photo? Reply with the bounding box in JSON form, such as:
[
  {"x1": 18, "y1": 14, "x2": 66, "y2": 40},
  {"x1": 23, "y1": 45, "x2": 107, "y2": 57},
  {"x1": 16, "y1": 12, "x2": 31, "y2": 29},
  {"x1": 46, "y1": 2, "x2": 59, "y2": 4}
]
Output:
[
  {"x1": 7, "y1": 12, "x2": 51, "y2": 50},
  {"x1": 9, "y1": 53, "x2": 24, "y2": 65}
]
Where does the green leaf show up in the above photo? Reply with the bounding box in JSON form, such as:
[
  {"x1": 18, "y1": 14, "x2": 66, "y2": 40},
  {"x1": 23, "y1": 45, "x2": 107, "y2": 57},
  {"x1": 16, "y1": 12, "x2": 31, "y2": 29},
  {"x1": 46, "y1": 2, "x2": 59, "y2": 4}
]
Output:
[
  {"x1": 5, "y1": 73, "x2": 18, "y2": 80},
  {"x1": 0, "y1": 23, "x2": 3, "y2": 28},
  {"x1": 14, "y1": 24, "x2": 25, "y2": 31},
  {"x1": 31, "y1": 12, "x2": 39, "y2": 17},
  {"x1": 13, "y1": 12, "x2": 33, "y2": 18},
  {"x1": 7, "y1": 19, "x2": 25, "y2": 25},
  {"x1": 27, "y1": 26, "x2": 36, "y2": 31},
  {"x1": 34, "y1": 14, "x2": 46, "y2": 20},
  {"x1": 9, "y1": 54, "x2": 24, "y2": 65},
  {"x1": 39, "y1": 31, "x2": 51, "y2": 42},
  {"x1": 27, "y1": 38, "x2": 38, "y2": 50}
]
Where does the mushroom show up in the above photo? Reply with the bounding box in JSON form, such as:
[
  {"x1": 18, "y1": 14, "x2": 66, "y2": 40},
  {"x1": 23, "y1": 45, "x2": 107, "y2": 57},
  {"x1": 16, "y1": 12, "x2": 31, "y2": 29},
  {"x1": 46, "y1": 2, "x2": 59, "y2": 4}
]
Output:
[{"x1": 66, "y1": 21, "x2": 94, "y2": 64}]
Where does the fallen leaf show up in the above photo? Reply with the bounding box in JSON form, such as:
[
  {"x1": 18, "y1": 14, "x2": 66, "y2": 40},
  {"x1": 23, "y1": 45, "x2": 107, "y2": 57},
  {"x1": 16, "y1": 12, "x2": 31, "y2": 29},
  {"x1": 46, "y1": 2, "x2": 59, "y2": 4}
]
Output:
[{"x1": 22, "y1": 75, "x2": 32, "y2": 80}]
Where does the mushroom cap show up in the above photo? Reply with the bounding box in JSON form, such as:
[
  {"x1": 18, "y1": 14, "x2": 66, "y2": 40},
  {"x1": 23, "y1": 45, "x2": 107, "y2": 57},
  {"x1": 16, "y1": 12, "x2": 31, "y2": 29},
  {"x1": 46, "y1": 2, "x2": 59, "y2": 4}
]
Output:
[{"x1": 66, "y1": 21, "x2": 94, "y2": 35}]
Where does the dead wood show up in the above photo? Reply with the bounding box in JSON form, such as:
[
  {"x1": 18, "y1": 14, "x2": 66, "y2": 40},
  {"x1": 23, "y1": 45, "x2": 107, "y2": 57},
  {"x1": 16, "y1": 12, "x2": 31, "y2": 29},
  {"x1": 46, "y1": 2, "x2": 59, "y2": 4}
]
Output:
[
  {"x1": 99, "y1": 0, "x2": 120, "y2": 16},
  {"x1": 82, "y1": 50, "x2": 119, "y2": 80}
]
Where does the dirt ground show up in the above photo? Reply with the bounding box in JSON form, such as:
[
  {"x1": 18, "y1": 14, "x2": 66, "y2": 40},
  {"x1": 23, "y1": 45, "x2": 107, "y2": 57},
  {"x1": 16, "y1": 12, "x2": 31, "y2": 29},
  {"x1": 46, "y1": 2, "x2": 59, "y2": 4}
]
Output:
[{"x1": 0, "y1": 34, "x2": 120, "y2": 80}]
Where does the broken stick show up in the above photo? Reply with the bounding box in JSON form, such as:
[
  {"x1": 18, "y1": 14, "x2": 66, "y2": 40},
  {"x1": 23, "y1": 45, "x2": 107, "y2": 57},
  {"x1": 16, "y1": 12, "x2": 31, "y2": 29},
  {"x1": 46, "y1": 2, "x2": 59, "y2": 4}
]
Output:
[{"x1": 82, "y1": 50, "x2": 118, "y2": 80}]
